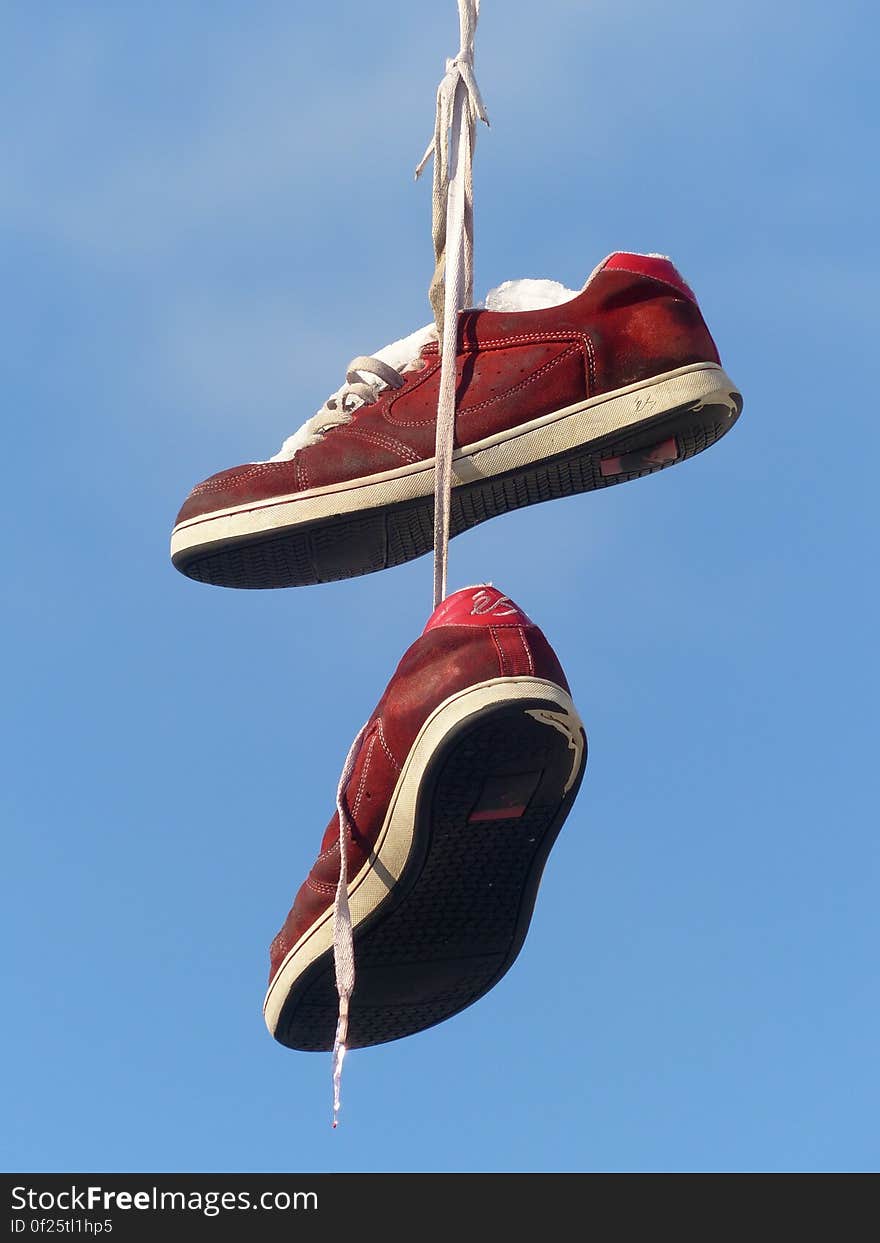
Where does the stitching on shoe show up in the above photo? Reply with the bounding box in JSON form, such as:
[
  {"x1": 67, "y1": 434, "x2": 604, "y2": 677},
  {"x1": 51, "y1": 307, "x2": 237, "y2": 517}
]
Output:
[
  {"x1": 386, "y1": 335, "x2": 592, "y2": 427},
  {"x1": 315, "y1": 833, "x2": 345, "y2": 865},
  {"x1": 341, "y1": 426, "x2": 423, "y2": 464},
  {"x1": 351, "y1": 733, "x2": 378, "y2": 818},
  {"x1": 422, "y1": 329, "x2": 588, "y2": 354},
  {"x1": 584, "y1": 333, "x2": 596, "y2": 392},
  {"x1": 191, "y1": 463, "x2": 279, "y2": 496},
  {"x1": 434, "y1": 620, "x2": 530, "y2": 629},
  {"x1": 306, "y1": 874, "x2": 338, "y2": 896},
  {"x1": 517, "y1": 627, "x2": 535, "y2": 675},
  {"x1": 375, "y1": 719, "x2": 401, "y2": 771},
  {"x1": 456, "y1": 346, "x2": 581, "y2": 417},
  {"x1": 489, "y1": 626, "x2": 511, "y2": 677}
]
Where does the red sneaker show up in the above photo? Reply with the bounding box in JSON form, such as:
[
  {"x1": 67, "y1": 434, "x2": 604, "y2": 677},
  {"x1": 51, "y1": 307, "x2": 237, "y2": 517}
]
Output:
[
  {"x1": 264, "y1": 584, "x2": 587, "y2": 1056},
  {"x1": 171, "y1": 252, "x2": 742, "y2": 589}
]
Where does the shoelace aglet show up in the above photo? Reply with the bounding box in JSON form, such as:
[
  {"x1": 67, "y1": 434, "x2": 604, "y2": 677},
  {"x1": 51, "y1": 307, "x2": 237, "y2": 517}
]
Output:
[
  {"x1": 331, "y1": 1042, "x2": 346, "y2": 1128},
  {"x1": 331, "y1": 998, "x2": 349, "y2": 1128}
]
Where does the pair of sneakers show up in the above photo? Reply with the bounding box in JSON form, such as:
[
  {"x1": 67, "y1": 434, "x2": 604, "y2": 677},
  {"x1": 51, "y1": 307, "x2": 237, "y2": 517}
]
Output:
[{"x1": 171, "y1": 250, "x2": 741, "y2": 1105}]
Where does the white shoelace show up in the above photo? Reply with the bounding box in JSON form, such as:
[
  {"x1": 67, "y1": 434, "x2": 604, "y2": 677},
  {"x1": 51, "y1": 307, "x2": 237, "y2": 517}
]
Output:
[
  {"x1": 330, "y1": 0, "x2": 488, "y2": 1126},
  {"x1": 416, "y1": 0, "x2": 489, "y2": 607},
  {"x1": 272, "y1": 355, "x2": 410, "y2": 462},
  {"x1": 330, "y1": 722, "x2": 367, "y2": 1128}
]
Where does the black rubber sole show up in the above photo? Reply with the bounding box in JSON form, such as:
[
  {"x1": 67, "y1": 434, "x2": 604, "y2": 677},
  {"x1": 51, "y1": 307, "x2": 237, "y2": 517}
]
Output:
[
  {"x1": 175, "y1": 394, "x2": 743, "y2": 590},
  {"x1": 271, "y1": 698, "x2": 588, "y2": 1052}
]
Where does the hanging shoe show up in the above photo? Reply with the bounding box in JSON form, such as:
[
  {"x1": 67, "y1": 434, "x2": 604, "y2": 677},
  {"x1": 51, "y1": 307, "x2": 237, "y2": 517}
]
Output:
[
  {"x1": 264, "y1": 584, "x2": 587, "y2": 1067},
  {"x1": 170, "y1": 252, "x2": 742, "y2": 590}
]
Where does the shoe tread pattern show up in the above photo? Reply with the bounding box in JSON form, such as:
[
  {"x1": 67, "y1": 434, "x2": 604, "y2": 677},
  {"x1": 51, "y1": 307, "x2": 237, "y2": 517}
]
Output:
[{"x1": 274, "y1": 701, "x2": 586, "y2": 1051}]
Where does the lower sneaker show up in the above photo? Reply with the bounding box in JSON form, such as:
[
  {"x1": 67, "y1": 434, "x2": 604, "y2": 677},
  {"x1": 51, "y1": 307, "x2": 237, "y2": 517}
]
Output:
[
  {"x1": 264, "y1": 584, "x2": 587, "y2": 1052},
  {"x1": 171, "y1": 251, "x2": 742, "y2": 589}
]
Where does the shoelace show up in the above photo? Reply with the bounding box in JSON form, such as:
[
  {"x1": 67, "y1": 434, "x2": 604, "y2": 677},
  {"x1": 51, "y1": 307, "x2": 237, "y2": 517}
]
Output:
[
  {"x1": 330, "y1": 0, "x2": 488, "y2": 1126},
  {"x1": 330, "y1": 722, "x2": 367, "y2": 1128},
  {"x1": 283, "y1": 356, "x2": 407, "y2": 457},
  {"x1": 416, "y1": 0, "x2": 489, "y2": 607}
]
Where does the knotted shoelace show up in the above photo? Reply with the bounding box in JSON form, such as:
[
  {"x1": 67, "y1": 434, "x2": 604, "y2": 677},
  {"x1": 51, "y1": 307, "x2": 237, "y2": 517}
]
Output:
[
  {"x1": 330, "y1": 0, "x2": 488, "y2": 1127},
  {"x1": 417, "y1": 0, "x2": 489, "y2": 608}
]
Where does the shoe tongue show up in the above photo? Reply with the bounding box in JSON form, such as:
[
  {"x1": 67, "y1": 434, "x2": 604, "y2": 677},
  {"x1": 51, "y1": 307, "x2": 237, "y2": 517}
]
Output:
[{"x1": 423, "y1": 585, "x2": 531, "y2": 633}]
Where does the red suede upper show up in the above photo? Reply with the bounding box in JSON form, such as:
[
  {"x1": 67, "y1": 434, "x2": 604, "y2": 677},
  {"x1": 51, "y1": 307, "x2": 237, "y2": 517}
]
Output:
[
  {"x1": 176, "y1": 253, "x2": 721, "y2": 524},
  {"x1": 268, "y1": 585, "x2": 570, "y2": 982}
]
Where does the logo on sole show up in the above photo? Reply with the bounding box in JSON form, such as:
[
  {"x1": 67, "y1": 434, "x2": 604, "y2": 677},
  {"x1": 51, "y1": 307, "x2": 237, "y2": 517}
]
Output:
[{"x1": 525, "y1": 709, "x2": 586, "y2": 793}]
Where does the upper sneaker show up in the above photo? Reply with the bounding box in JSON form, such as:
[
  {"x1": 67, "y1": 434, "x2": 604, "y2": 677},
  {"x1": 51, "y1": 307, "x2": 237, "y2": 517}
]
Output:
[
  {"x1": 264, "y1": 583, "x2": 587, "y2": 1053},
  {"x1": 172, "y1": 252, "x2": 742, "y2": 589}
]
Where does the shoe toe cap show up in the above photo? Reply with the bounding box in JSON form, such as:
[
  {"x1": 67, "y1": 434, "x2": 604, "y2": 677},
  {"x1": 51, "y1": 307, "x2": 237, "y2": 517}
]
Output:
[{"x1": 174, "y1": 459, "x2": 299, "y2": 526}]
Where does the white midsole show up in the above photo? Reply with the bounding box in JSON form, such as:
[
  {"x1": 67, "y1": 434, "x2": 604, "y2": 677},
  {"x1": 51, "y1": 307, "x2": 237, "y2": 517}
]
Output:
[
  {"x1": 262, "y1": 676, "x2": 585, "y2": 1035},
  {"x1": 172, "y1": 362, "x2": 738, "y2": 558}
]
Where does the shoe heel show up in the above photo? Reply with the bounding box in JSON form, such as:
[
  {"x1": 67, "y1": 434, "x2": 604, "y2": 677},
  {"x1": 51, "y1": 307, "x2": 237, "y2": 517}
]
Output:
[{"x1": 595, "y1": 387, "x2": 742, "y2": 485}]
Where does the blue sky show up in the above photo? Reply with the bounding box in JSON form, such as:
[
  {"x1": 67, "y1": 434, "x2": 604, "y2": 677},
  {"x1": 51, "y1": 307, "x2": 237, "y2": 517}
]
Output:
[{"x1": 2, "y1": 0, "x2": 877, "y2": 1172}]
